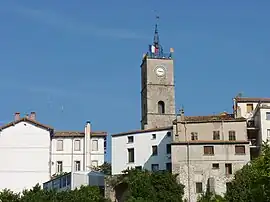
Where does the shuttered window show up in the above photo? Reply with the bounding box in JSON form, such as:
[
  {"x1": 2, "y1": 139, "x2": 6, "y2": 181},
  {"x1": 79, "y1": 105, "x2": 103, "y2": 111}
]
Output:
[{"x1": 204, "y1": 146, "x2": 214, "y2": 155}]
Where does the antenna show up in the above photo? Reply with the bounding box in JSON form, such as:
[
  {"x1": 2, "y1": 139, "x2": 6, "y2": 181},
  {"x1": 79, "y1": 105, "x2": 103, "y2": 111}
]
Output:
[
  {"x1": 153, "y1": 12, "x2": 160, "y2": 47},
  {"x1": 150, "y1": 10, "x2": 163, "y2": 57}
]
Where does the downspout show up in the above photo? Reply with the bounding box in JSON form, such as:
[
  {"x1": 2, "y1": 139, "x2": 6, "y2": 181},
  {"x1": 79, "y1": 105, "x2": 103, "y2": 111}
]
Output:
[
  {"x1": 221, "y1": 120, "x2": 228, "y2": 161},
  {"x1": 71, "y1": 137, "x2": 74, "y2": 172},
  {"x1": 184, "y1": 122, "x2": 191, "y2": 202},
  {"x1": 49, "y1": 129, "x2": 53, "y2": 179}
]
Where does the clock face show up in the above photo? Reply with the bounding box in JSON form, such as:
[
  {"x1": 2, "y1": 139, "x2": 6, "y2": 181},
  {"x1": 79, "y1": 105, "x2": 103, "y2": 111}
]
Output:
[{"x1": 155, "y1": 66, "x2": 166, "y2": 77}]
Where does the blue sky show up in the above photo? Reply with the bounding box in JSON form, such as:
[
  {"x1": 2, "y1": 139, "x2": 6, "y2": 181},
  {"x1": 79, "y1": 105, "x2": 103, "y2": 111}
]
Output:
[{"x1": 0, "y1": 1, "x2": 269, "y2": 161}]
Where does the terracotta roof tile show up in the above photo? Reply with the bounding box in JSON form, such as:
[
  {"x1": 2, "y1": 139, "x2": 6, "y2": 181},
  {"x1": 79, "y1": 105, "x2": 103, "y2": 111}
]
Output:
[
  {"x1": 112, "y1": 126, "x2": 172, "y2": 137},
  {"x1": 234, "y1": 97, "x2": 270, "y2": 103},
  {"x1": 54, "y1": 131, "x2": 107, "y2": 137},
  {"x1": 175, "y1": 113, "x2": 246, "y2": 123}
]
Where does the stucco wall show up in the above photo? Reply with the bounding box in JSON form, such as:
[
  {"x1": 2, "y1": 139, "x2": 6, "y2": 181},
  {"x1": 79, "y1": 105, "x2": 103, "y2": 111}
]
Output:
[
  {"x1": 112, "y1": 129, "x2": 172, "y2": 175},
  {"x1": 0, "y1": 121, "x2": 51, "y2": 192}
]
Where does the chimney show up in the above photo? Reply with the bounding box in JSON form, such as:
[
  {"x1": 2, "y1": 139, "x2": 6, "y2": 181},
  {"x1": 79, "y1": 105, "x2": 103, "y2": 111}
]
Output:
[
  {"x1": 85, "y1": 121, "x2": 91, "y2": 136},
  {"x1": 14, "y1": 112, "x2": 20, "y2": 121},
  {"x1": 84, "y1": 121, "x2": 91, "y2": 171},
  {"x1": 30, "y1": 112, "x2": 36, "y2": 120}
]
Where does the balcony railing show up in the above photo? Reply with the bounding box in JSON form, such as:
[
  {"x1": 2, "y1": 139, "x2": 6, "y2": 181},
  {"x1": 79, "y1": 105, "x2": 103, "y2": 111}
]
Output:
[
  {"x1": 248, "y1": 139, "x2": 258, "y2": 147},
  {"x1": 147, "y1": 52, "x2": 172, "y2": 59}
]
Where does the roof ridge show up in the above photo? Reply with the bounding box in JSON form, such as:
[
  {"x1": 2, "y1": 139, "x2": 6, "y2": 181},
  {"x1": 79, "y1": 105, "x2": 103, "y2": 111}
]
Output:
[{"x1": 0, "y1": 117, "x2": 53, "y2": 131}]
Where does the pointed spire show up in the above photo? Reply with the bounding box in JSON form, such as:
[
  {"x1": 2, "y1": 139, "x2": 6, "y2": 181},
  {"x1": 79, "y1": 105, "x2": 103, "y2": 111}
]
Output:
[
  {"x1": 153, "y1": 15, "x2": 160, "y2": 47},
  {"x1": 147, "y1": 13, "x2": 170, "y2": 59}
]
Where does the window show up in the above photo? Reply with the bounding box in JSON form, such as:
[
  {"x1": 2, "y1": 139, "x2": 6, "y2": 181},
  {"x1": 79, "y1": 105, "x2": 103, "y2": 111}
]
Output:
[
  {"x1": 246, "y1": 104, "x2": 253, "y2": 113},
  {"x1": 56, "y1": 140, "x2": 63, "y2": 151},
  {"x1": 74, "y1": 161, "x2": 81, "y2": 171},
  {"x1": 151, "y1": 164, "x2": 159, "y2": 172},
  {"x1": 167, "y1": 132, "x2": 171, "y2": 137},
  {"x1": 235, "y1": 145, "x2": 245, "y2": 155},
  {"x1": 166, "y1": 144, "x2": 171, "y2": 154},
  {"x1": 158, "y1": 101, "x2": 165, "y2": 114},
  {"x1": 152, "y1": 145, "x2": 158, "y2": 156},
  {"x1": 213, "y1": 131, "x2": 220, "y2": 140},
  {"x1": 267, "y1": 129, "x2": 270, "y2": 141},
  {"x1": 143, "y1": 103, "x2": 146, "y2": 114},
  {"x1": 67, "y1": 175, "x2": 71, "y2": 186},
  {"x1": 74, "y1": 140, "x2": 81, "y2": 151},
  {"x1": 226, "y1": 182, "x2": 232, "y2": 192},
  {"x1": 128, "y1": 136, "x2": 134, "y2": 143},
  {"x1": 212, "y1": 163, "x2": 219, "y2": 169},
  {"x1": 229, "y1": 131, "x2": 236, "y2": 141},
  {"x1": 128, "y1": 148, "x2": 134, "y2": 163},
  {"x1": 104, "y1": 137, "x2": 107, "y2": 153},
  {"x1": 92, "y1": 140, "x2": 98, "y2": 151},
  {"x1": 266, "y1": 112, "x2": 270, "y2": 120},
  {"x1": 191, "y1": 132, "x2": 198, "y2": 140},
  {"x1": 92, "y1": 160, "x2": 98, "y2": 167},
  {"x1": 61, "y1": 176, "x2": 67, "y2": 188},
  {"x1": 56, "y1": 161, "x2": 63, "y2": 173},
  {"x1": 196, "y1": 182, "x2": 203, "y2": 193},
  {"x1": 166, "y1": 163, "x2": 172, "y2": 172},
  {"x1": 225, "y1": 163, "x2": 232, "y2": 175},
  {"x1": 204, "y1": 146, "x2": 214, "y2": 155},
  {"x1": 135, "y1": 166, "x2": 142, "y2": 170},
  {"x1": 152, "y1": 134, "x2": 156, "y2": 139}
]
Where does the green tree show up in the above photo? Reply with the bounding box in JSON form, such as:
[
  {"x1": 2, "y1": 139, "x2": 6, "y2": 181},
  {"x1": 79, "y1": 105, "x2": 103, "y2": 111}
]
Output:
[
  {"x1": 93, "y1": 162, "x2": 112, "y2": 175},
  {"x1": 0, "y1": 189, "x2": 20, "y2": 202},
  {"x1": 225, "y1": 142, "x2": 270, "y2": 202},
  {"x1": 112, "y1": 168, "x2": 184, "y2": 202},
  {"x1": 0, "y1": 185, "x2": 109, "y2": 202},
  {"x1": 197, "y1": 191, "x2": 226, "y2": 202}
]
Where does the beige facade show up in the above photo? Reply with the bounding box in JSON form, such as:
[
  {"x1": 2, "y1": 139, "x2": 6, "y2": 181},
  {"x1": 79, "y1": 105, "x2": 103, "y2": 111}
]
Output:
[
  {"x1": 233, "y1": 97, "x2": 270, "y2": 159},
  {"x1": 172, "y1": 111, "x2": 250, "y2": 202},
  {"x1": 140, "y1": 56, "x2": 176, "y2": 130}
]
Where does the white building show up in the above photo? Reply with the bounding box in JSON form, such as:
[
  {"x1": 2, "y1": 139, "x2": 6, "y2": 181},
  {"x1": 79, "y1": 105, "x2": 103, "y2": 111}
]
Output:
[
  {"x1": 0, "y1": 112, "x2": 53, "y2": 193},
  {"x1": 111, "y1": 126, "x2": 172, "y2": 175},
  {"x1": 52, "y1": 123, "x2": 107, "y2": 175},
  {"x1": 43, "y1": 171, "x2": 105, "y2": 192},
  {"x1": 0, "y1": 112, "x2": 107, "y2": 192}
]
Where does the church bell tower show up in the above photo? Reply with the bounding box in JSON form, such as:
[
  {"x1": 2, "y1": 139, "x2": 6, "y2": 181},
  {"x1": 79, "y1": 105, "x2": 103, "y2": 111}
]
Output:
[{"x1": 140, "y1": 19, "x2": 176, "y2": 130}]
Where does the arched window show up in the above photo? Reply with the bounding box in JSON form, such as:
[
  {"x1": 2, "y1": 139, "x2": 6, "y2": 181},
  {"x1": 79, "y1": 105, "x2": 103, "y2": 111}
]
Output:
[{"x1": 158, "y1": 101, "x2": 165, "y2": 114}]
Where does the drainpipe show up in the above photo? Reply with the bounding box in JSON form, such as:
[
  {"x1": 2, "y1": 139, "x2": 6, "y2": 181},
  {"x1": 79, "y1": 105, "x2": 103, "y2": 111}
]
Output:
[
  {"x1": 221, "y1": 121, "x2": 228, "y2": 161},
  {"x1": 49, "y1": 130, "x2": 53, "y2": 178},
  {"x1": 184, "y1": 122, "x2": 191, "y2": 202},
  {"x1": 71, "y1": 137, "x2": 74, "y2": 172}
]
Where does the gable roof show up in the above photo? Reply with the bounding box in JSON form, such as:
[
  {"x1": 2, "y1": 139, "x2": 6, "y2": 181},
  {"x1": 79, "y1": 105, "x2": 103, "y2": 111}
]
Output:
[
  {"x1": 0, "y1": 117, "x2": 53, "y2": 131},
  {"x1": 54, "y1": 131, "x2": 107, "y2": 138}
]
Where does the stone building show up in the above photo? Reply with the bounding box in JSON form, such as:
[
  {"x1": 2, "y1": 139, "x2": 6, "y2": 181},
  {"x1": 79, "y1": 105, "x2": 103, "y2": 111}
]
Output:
[
  {"x1": 140, "y1": 23, "x2": 176, "y2": 130},
  {"x1": 171, "y1": 110, "x2": 250, "y2": 201}
]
